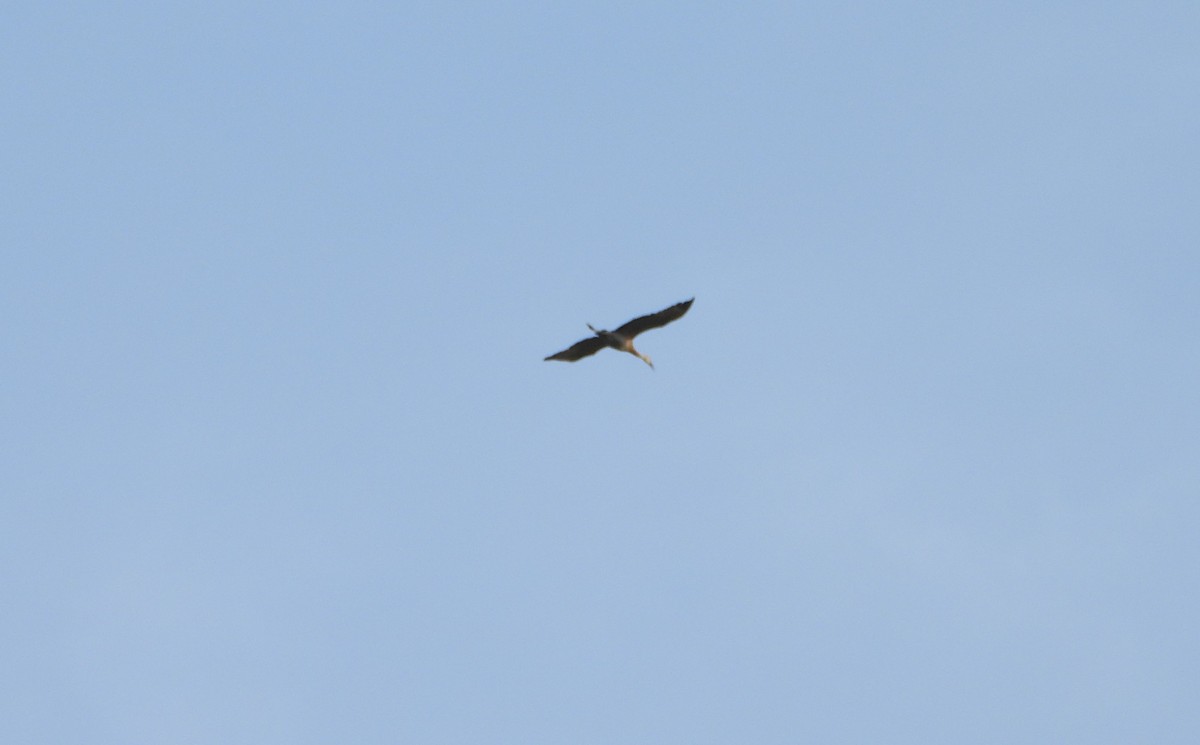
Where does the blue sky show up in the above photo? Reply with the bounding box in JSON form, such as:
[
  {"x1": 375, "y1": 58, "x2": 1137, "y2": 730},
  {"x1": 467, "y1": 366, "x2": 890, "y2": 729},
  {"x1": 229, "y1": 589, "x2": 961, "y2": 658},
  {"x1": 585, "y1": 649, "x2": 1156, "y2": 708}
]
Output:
[{"x1": 4, "y1": 2, "x2": 1198, "y2": 743}]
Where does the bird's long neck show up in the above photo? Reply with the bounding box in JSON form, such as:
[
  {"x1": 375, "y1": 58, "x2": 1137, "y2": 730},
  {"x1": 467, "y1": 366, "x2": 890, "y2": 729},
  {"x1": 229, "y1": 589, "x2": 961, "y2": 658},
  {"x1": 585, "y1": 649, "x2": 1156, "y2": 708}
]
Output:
[{"x1": 588, "y1": 323, "x2": 650, "y2": 367}]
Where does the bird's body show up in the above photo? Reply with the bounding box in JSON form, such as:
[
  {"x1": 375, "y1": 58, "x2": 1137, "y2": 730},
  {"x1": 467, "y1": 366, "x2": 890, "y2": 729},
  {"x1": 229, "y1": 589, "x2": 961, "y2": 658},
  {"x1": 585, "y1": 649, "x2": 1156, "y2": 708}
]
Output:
[{"x1": 544, "y1": 298, "x2": 694, "y2": 369}]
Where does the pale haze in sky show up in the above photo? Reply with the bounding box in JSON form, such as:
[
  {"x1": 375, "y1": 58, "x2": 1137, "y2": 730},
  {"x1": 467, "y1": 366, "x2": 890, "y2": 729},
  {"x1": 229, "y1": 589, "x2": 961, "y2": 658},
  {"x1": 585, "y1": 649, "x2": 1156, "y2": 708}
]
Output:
[{"x1": 3, "y1": 2, "x2": 1198, "y2": 743}]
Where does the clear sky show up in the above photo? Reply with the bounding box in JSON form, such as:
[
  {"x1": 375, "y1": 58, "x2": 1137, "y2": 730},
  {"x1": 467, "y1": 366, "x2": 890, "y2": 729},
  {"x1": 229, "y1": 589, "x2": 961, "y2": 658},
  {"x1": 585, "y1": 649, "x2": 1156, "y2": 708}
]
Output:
[{"x1": 4, "y1": 2, "x2": 1198, "y2": 743}]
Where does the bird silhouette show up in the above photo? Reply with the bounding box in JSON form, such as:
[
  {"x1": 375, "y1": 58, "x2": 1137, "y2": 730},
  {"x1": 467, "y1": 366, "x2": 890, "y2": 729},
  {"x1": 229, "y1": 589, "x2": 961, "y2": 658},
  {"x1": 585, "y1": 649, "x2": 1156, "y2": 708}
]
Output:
[{"x1": 544, "y1": 298, "x2": 694, "y2": 369}]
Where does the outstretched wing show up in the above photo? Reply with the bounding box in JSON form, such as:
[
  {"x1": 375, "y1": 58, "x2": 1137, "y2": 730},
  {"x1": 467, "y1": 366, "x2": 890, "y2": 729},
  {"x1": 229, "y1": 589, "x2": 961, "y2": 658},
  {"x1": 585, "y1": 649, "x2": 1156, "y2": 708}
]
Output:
[
  {"x1": 615, "y1": 298, "x2": 694, "y2": 338},
  {"x1": 544, "y1": 335, "x2": 607, "y2": 362}
]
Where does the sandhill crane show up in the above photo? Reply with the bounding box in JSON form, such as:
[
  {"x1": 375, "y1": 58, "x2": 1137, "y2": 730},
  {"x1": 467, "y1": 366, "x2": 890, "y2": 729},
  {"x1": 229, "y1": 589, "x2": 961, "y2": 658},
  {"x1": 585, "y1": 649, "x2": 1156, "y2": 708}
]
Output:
[{"x1": 544, "y1": 298, "x2": 694, "y2": 369}]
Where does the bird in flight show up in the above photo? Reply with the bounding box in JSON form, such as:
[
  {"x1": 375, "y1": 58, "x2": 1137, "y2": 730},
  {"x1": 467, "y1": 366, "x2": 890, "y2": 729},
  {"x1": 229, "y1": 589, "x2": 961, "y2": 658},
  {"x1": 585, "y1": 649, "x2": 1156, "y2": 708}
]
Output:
[{"x1": 544, "y1": 298, "x2": 694, "y2": 369}]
